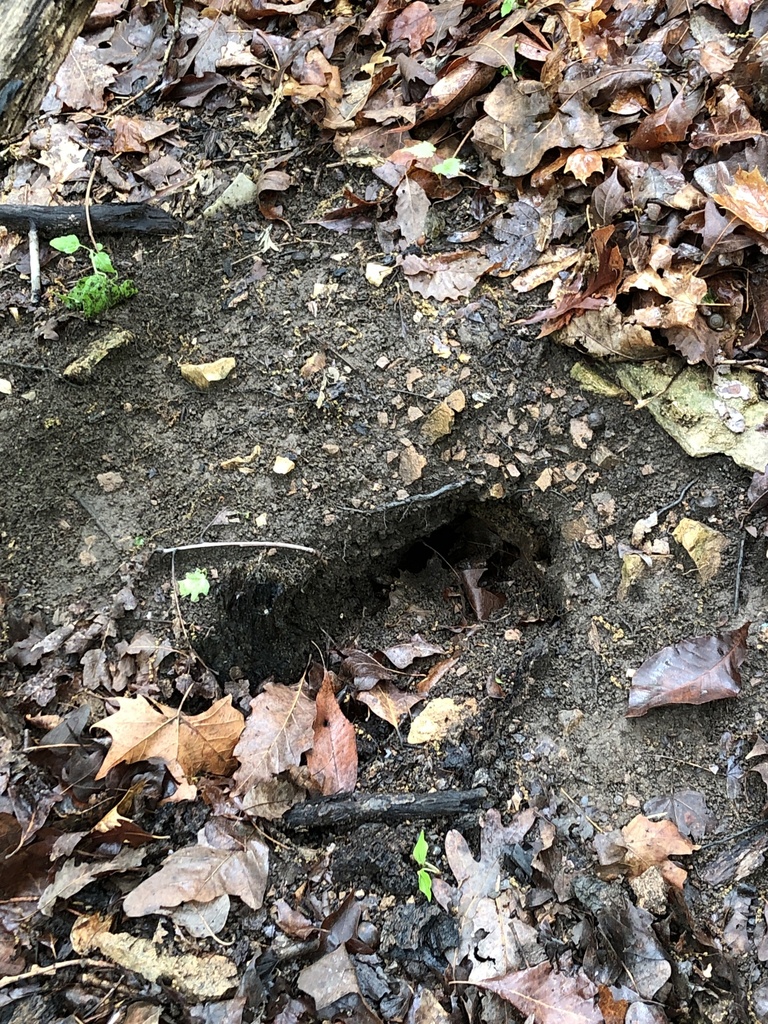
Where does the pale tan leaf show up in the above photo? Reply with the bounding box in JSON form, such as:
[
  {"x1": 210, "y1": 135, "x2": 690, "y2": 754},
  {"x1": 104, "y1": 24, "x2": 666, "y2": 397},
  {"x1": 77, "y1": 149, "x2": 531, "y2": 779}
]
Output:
[
  {"x1": 94, "y1": 696, "x2": 244, "y2": 786},
  {"x1": 233, "y1": 683, "x2": 315, "y2": 794}
]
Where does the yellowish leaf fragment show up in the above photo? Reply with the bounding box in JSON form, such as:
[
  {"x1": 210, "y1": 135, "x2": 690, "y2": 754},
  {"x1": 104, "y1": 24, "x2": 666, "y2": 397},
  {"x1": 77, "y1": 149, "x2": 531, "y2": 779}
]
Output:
[{"x1": 180, "y1": 357, "x2": 236, "y2": 390}]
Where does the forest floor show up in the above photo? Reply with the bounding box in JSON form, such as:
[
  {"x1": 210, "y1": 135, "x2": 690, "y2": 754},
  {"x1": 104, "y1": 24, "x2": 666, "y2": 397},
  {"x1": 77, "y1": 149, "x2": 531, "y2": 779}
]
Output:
[{"x1": 1, "y1": 1, "x2": 768, "y2": 1022}]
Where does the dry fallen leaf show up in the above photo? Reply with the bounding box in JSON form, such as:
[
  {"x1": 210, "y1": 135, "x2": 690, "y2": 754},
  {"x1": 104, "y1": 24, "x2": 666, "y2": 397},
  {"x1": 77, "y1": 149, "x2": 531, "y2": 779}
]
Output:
[
  {"x1": 73, "y1": 914, "x2": 238, "y2": 1001},
  {"x1": 407, "y1": 697, "x2": 476, "y2": 744},
  {"x1": 621, "y1": 814, "x2": 695, "y2": 889},
  {"x1": 478, "y1": 961, "x2": 602, "y2": 1024},
  {"x1": 179, "y1": 357, "x2": 236, "y2": 390},
  {"x1": 94, "y1": 695, "x2": 244, "y2": 788},
  {"x1": 627, "y1": 623, "x2": 749, "y2": 717},
  {"x1": 383, "y1": 634, "x2": 444, "y2": 668},
  {"x1": 233, "y1": 682, "x2": 315, "y2": 794},
  {"x1": 123, "y1": 833, "x2": 269, "y2": 916},
  {"x1": 356, "y1": 682, "x2": 425, "y2": 728},
  {"x1": 306, "y1": 671, "x2": 358, "y2": 795}
]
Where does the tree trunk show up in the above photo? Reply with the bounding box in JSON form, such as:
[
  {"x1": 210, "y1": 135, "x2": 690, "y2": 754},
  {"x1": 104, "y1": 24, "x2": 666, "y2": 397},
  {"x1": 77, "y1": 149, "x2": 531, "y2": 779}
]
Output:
[{"x1": 0, "y1": 0, "x2": 97, "y2": 138}]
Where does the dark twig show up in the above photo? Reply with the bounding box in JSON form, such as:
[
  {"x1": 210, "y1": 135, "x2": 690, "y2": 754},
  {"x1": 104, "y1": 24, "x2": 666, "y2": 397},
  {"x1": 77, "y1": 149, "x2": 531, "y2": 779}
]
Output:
[
  {"x1": 734, "y1": 529, "x2": 747, "y2": 614},
  {"x1": 654, "y1": 479, "x2": 695, "y2": 519},
  {"x1": 281, "y1": 787, "x2": 488, "y2": 831},
  {"x1": 340, "y1": 479, "x2": 471, "y2": 515}
]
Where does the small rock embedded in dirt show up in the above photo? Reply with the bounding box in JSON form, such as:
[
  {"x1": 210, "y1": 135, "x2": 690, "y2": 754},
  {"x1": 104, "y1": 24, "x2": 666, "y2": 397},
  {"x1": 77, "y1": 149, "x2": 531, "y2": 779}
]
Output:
[
  {"x1": 97, "y1": 471, "x2": 124, "y2": 493},
  {"x1": 273, "y1": 456, "x2": 296, "y2": 475},
  {"x1": 558, "y1": 709, "x2": 584, "y2": 735},
  {"x1": 399, "y1": 445, "x2": 426, "y2": 484},
  {"x1": 672, "y1": 517, "x2": 728, "y2": 582},
  {"x1": 421, "y1": 389, "x2": 466, "y2": 444}
]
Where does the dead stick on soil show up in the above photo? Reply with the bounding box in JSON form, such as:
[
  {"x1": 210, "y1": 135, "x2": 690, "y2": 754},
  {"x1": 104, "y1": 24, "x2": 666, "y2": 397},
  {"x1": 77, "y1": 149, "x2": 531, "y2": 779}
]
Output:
[
  {"x1": 340, "y1": 479, "x2": 471, "y2": 515},
  {"x1": 158, "y1": 540, "x2": 322, "y2": 557},
  {"x1": 734, "y1": 529, "x2": 747, "y2": 614},
  {"x1": 0, "y1": 958, "x2": 113, "y2": 990},
  {"x1": 281, "y1": 788, "x2": 488, "y2": 831},
  {"x1": 28, "y1": 219, "x2": 41, "y2": 304}
]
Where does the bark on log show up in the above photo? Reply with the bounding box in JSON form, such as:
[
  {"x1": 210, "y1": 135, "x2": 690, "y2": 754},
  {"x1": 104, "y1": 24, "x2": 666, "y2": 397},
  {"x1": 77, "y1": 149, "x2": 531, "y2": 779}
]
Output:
[
  {"x1": 0, "y1": 204, "x2": 181, "y2": 237},
  {"x1": 281, "y1": 788, "x2": 489, "y2": 831},
  {"x1": 0, "y1": 0, "x2": 98, "y2": 138}
]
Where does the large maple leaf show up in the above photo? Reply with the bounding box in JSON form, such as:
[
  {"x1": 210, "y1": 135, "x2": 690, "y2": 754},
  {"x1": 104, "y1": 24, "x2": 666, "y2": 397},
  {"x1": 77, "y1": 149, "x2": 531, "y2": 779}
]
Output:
[{"x1": 93, "y1": 695, "x2": 245, "y2": 786}]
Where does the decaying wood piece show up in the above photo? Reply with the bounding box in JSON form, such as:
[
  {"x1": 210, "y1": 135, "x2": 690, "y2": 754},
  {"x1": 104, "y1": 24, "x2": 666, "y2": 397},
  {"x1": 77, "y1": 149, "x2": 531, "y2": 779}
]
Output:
[
  {"x1": 0, "y1": 0, "x2": 98, "y2": 138},
  {"x1": 282, "y1": 788, "x2": 488, "y2": 831},
  {"x1": 0, "y1": 204, "x2": 181, "y2": 237}
]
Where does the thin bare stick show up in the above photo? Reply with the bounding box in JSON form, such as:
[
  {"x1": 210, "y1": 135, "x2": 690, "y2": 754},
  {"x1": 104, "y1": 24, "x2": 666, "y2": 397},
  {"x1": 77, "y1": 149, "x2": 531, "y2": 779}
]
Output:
[
  {"x1": 159, "y1": 540, "x2": 322, "y2": 557},
  {"x1": 0, "y1": 958, "x2": 113, "y2": 990},
  {"x1": 84, "y1": 161, "x2": 99, "y2": 250},
  {"x1": 28, "y1": 219, "x2": 41, "y2": 304}
]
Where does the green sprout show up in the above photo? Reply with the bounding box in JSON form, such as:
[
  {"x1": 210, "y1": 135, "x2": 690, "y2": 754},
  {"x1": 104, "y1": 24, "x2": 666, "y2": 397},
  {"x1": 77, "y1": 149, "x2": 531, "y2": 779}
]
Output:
[
  {"x1": 412, "y1": 829, "x2": 440, "y2": 901},
  {"x1": 432, "y1": 157, "x2": 463, "y2": 178},
  {"x1": 178, "y1": 569, "x2": 210, "y2": 603},
  {"x1": 501, "y1": 0, "x2": 519, "y2": 13},
  {"x1": 50, "y1": 233, "x2": 137, "y2": 318}
]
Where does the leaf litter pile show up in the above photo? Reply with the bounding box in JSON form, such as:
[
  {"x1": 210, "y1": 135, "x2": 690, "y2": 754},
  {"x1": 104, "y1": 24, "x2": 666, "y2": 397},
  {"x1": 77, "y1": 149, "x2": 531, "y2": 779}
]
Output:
[
  {"x1": 0, "y1": 552, "x2": 766, "y2": 1024},
  {"x1": 6, "y1": 0, "x2": 768, "y2": 1020},
  {"x1": 3, "y1": 0, "x2": 768, "y2": 373}
]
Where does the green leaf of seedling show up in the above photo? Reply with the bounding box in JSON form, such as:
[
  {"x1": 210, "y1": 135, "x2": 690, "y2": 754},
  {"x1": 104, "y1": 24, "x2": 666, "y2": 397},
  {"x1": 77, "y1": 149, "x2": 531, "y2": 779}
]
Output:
[
  {"x1": 501, "y1": 0, "x2": 519, "y2": 14},
  {"x1": 50, "y1": 234, "x2": 82, "y2": 255},
  {"x1": 178, "y1": 569, "x2": 210, "y2": 602},
  {"x1": 91, "y1": 250, "x2": 116, "y2": 275},
  {"x1": 432, "y1": 157, "x2": 463, "y2": 178},
  {"x1": 418, "y1": 868, "x2": 433, "y2": 901},
  {"x1": 413, "y1": 829, "x2": 429, "y2": 866}
]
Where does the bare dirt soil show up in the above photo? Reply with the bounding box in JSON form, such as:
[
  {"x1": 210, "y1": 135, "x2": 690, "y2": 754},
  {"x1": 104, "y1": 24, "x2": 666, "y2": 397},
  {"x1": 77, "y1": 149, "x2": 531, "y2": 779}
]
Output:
[{"x1": 1, "y1": 113, "x2": 766, "y2": 1024}]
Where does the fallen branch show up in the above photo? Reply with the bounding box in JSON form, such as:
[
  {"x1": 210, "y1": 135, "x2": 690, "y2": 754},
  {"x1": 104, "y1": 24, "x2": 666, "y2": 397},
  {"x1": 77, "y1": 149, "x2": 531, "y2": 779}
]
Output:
[
  {"x1": 0, "y1": 203, "x2": 180, "y2": 237},
  {"x1": 0, "y1": 958, "x2": 113, "y2": 990},
  {"x1": 281, "y1": 788, "x2": 488, "y2": 831},
  {"x1": 158, "y1": 540, "x2": 323, "y2": 558}
]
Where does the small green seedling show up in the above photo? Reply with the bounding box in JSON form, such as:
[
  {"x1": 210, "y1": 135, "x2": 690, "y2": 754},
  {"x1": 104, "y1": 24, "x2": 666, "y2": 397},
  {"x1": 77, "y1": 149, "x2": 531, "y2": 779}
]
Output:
[
  {"x1": 412, "y1": 829, "x2": 440, "y2": 902},
  {"x1": 50, "y1": 233, "x2": 137, "y2": 318},
  {"x1": 178, "y1": 569, "x2": 210, "y2": 603},
  {"x1": 432, "y1": 157, "x2": 463, "y2": 178},
  {"x1": 501, "y1": 0, "x2": 520, "y2": 14}
]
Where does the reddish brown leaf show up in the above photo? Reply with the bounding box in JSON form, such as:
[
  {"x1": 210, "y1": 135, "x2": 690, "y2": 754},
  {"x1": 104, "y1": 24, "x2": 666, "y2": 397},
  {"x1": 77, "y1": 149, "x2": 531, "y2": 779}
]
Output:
[
  {"x1": 274, "y1": 898, "x2": 317, "y2": 940},
  {"x1": 389, "y1": 2, "x2": 436, "y2": 52},
  {"x1": 628, "y1": 88, "x2": 704, "y2": 149},
  {"x1": 256, "y1": 169, "x2": 292, "y2": 222},
  {"x1": 626, "y1": 624, "x2": 749, "y2": 717},
  {"x1": 111, "y1": 116, "x2": 176, "y2": 155},
  {"x1": 621, "y1": 814, "x2": 694, "y2": 889},
  {"x1": 416, "y1": 655, "x2": 459, "y2": 694},
  {"x1": 306, "y1": 672, "x2": 357, "y2": 795},
  {"x1": 478, "y1": 962, "x2": 602, "y2": 1024},
  {"x1": 713, "y1": 166, "x2": 768, "y2": 235},
  {"x1": 458, "y1": 567, "x2": 506, "y2": 621}
]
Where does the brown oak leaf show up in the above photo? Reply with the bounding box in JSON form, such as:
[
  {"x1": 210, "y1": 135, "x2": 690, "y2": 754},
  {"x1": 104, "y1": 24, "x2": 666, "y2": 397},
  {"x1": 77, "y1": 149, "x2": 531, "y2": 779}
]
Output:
[{"x1": 94, "y1": 695, "x2": 244, "y2": 787}]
